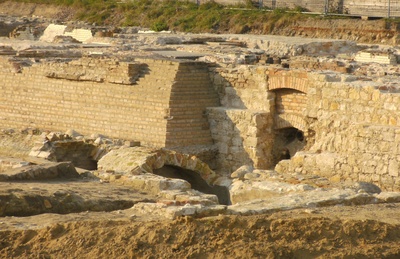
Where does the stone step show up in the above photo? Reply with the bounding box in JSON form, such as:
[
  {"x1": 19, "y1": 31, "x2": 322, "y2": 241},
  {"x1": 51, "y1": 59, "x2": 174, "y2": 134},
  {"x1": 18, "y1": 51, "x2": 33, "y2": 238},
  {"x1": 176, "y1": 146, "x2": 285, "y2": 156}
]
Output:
[
  {"x1": 170, "y1": 89, "x2": 217, "y2": 94},
  {"x1": 169, "y1": 96, "x2": 219, "y2": 102},
  {"x1": 173, "y1": 82, "x2": 211, "y2": 86},
  {"x1": 170, "y1": 99, "x2": 219, "y2": 105}
]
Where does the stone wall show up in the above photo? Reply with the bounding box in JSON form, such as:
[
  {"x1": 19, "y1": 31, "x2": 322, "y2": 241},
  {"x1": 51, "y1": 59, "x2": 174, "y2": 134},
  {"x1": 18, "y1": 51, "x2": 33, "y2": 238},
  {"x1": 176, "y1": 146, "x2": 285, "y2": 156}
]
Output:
[
  {"x1": 276, "y1": 72, "x2": 400, "y2": 191},
  {"x1": 210, "y1": 65, "x2": 272, "y2": 110},
  {"x1": 208, "y1": 63, "x2": 400, "y2": 189},
  {"x1": 0, "y1": 56, "x2": 218, "y2": 149},
  {"x1": 207, "y1": 108, "x2": 273, "y2": 173},
  {"x1": 207, "y1": 65, "x2": 275, "y2": 173},
  {"x1": 340, "y1": 0, "x2": 400, "y2": 17}
]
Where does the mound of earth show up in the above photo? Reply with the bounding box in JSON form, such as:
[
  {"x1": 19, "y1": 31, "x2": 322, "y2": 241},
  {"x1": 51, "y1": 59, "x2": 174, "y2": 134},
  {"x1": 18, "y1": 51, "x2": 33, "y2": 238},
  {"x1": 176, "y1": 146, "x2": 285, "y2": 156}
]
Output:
[{"x1": 1, "y1": 204, "x2": 400, "y2": 258}]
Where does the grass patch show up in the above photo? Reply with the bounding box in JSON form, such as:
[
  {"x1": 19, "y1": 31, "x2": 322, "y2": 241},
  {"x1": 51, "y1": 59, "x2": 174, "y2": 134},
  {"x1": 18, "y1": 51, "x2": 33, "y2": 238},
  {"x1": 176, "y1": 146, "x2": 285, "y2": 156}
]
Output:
[{"x1": 7, "y1": 0, "x2": 318, "y2": 33}]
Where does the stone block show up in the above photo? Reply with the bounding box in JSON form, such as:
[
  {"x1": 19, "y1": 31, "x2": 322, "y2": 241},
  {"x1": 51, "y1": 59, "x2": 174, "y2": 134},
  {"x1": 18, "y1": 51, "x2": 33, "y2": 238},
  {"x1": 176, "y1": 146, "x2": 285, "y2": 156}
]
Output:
[
  {"x1": 388, "y1": 160, "x2": 399, "y2": 177},
  {"x1": 124, "y1": 140, "x2": 140, "y2": 147}
]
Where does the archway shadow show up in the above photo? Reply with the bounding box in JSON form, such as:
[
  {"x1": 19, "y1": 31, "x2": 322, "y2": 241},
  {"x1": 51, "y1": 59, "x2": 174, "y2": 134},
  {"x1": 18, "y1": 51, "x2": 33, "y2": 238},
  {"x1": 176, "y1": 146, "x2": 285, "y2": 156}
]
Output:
[{"x1": 153, "y1": 165, "x2": 231, "y2": 205}]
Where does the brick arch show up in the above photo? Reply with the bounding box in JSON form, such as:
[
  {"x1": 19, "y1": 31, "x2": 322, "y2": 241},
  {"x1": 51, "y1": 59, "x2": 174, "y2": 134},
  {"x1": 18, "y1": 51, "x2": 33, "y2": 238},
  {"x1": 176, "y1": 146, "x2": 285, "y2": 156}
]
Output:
[
  {"x1": 268, "y1": 75, "x2": 309, "y2": 93},
  {"x1": 275, "y1": 114, "x2": 308, "y2": 132},
  {"x1": 143, "y1": 150, "x2": 217, "y2": 185},
  {"x1": 97, "y1": 147, "x2": 217, "y2": 185}
]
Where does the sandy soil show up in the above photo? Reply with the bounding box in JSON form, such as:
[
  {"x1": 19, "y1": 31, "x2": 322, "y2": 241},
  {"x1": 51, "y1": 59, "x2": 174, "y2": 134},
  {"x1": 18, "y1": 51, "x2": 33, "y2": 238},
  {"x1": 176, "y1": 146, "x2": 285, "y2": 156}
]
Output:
[
  {"x1": 1, "y1": 157, "x2": 400, "y2": 258},
  {"x1": 0, "y1": 1, "x2": 75, "y2": 21},
  {"x1": 1, "y1": 204, "x2": 400, "y2": 258}
]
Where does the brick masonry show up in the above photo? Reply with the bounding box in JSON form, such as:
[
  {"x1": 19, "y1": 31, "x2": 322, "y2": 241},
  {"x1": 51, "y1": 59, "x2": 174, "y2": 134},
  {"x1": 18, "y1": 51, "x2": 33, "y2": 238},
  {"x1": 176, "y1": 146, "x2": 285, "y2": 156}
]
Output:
[{"x1": 0, "y1": 56, "x2": 218, "y2": 148}]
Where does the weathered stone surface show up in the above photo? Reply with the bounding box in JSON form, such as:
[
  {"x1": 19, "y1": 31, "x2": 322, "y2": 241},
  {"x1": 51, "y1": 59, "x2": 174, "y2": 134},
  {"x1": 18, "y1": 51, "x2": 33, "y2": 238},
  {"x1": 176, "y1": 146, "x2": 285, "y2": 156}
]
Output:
[
  {"x1": 227, "y1": 188, "x2": 377, "y2": 215},
  {"x1": 352, "y1": 182, "x2": 382, "y2": 194},
  {"x1": 230, "y1": 178, "x2": 315, "y2": 204},
  {"x1": 108, "y1": 174, "x2": 191, "y2": 195},
  {"x1": 97, "y1": 147, "x2": 217, "y2": 185},
  {"x1": 231, "y1": 165, "x2": 253, "y2": 179},
  {"x1": 0, "y1": 162, "x2": 79, "y2": 181},
  {"x1": 132, "y1": 202, "x2": 226, "y2": 219}
]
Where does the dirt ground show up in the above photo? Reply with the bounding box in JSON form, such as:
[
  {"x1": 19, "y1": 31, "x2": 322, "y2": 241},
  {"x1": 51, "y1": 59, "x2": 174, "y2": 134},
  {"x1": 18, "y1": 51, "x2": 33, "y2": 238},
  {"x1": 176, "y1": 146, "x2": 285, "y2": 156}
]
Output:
[
  {"x1": 0, "y1": 203, "x2": 400, "y2": 258},
  {"x1": 0, "y1": 156, "x2": 399, "y2": 258}
]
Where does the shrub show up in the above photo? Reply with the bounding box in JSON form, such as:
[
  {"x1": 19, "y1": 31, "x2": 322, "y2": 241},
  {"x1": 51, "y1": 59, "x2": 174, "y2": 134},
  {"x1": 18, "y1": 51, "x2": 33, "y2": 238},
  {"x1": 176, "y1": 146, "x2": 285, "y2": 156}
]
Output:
[{"x1": 151, "y1": 21, "x2": 169, "y2": 32}]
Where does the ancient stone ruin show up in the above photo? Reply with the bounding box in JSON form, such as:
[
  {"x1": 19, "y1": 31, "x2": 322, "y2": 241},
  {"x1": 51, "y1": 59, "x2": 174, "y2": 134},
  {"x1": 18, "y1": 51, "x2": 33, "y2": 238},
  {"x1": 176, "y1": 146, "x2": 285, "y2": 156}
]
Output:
[{"x1": 2, "y1": 20, "x2": 400, "y2": 220}]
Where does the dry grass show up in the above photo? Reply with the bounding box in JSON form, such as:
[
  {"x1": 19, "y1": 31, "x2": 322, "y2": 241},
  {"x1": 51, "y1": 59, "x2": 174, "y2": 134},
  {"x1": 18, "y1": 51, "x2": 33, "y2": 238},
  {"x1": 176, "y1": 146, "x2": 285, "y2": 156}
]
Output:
[{"x1": 9, "y1": 0, "x2": 312, "y2": 33}]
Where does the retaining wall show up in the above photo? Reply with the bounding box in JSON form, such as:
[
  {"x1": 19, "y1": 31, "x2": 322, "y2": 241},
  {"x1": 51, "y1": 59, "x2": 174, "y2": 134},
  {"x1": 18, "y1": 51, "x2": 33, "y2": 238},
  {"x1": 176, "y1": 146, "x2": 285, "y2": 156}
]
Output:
[{"x1": 196, "y1": 0, "x2": 400, "y2": 17}]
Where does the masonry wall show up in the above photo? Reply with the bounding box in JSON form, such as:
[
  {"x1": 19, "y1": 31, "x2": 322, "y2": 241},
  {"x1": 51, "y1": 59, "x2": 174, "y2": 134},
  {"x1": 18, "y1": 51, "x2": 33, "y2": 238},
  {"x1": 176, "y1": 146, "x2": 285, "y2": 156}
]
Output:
[
  {"x1": 208, "y1": 63, "x2": 400, "y2": 190},
  {"x1": 274, "y1": 89, "x2": 307, "y2": 115},
  {"x1": 207, "y1": 65, "x2": 275, "y2": 173},
  {"x1": 210, "y1": 65, "x2": 272, "y2": 110},
  {"x1": 166, "y1": 62, "x2": 220, "y2": 147},
  {"x1": 0, "y1": 57, "x2": 218, "y2": 148},
  {"x1": 276, "y1": 72, "x2": 400, "y2": 191},
  {"x1": 207, "y1": 108, "x2": 274, "y2": 173}
]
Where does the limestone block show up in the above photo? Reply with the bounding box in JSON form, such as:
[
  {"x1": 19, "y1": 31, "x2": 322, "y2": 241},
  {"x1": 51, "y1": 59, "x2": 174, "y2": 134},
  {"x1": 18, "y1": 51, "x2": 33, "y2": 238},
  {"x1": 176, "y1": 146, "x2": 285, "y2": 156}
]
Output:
[
  {"x1": 40, "y1": 24, "x2": 67, "y2": 42},
  {"x1": 164, "y1": 204, "x2": 197, "y2": 219},
  {"x1": 375, "y1": 192, "x2": 400, "y2": 203},
  {"x1": 174, "y1": 192, "x2": 218, "y2": 206},
  {"x1": 36, "y1": 151, "x2": 52, "y2": 159},
  {"x1": 243, "y1": 137, "x2": 258, "y2": 147},
  {"x1": 274, "y1": 160, "x2": 291, "y2": 174},
  {"x1": 315, "y1": 152, "x2": 336, "y2": 174},
  {"x1": 125, "y1": 174, "x2": 191, "y2": 195},
  {"x1": 244, "y1": 172, "x2": 261, "y2": 180},
  {"x1": 230, "y1": 165, "x2": 253, "y2": 179},
  {"x1": 1, "y1": 162, "x2": 79, "y2": 181}
]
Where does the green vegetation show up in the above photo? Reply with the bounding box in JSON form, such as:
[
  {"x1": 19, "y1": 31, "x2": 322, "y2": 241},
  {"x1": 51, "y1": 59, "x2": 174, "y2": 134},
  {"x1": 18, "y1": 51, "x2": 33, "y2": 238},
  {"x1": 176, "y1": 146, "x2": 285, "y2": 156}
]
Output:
[{"x1": 8, "y1": 0, "x2": 313, "y2": 33}]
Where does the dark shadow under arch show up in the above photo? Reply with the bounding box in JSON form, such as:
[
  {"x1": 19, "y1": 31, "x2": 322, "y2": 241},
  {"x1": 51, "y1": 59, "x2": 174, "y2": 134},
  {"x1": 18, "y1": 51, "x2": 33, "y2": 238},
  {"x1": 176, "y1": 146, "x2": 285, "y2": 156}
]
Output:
[{"x1": 153, "y1": 165, "x2": 231, "y2": 205}]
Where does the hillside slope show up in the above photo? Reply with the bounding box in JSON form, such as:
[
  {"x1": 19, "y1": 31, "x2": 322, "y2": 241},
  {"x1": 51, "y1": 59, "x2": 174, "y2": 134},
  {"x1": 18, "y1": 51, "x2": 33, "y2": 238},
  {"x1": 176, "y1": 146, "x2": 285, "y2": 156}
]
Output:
[{"x1": 0, "y1": 0, "x2": 399, "y2": 44}]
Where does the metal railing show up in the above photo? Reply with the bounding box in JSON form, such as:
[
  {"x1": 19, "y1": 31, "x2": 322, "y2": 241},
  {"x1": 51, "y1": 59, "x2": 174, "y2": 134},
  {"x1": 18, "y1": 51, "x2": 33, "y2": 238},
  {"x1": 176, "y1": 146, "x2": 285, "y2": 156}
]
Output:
[{"x1": 205, "y1": 0, "x2": 400, "y2": 18}]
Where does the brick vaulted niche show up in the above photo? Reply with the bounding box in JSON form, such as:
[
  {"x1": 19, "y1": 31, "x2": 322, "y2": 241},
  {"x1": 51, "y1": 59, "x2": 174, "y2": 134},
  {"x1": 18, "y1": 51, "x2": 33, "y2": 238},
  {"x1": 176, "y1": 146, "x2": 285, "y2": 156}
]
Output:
[
  {"x1": 0, "y1": 57, "x2": 220, "y2": 149},
  {"x1": 268, "y1": 70, "x2": 311, "y2": 161},
  {"x1": 268, "y1": 70, "x2": 310, "y2": 131}
]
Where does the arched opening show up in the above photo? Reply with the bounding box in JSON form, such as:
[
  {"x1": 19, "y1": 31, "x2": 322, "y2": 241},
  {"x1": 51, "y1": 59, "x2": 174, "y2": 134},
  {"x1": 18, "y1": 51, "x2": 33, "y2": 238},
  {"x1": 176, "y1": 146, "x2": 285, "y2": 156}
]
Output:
[
  {"x1": 272, "y1": 127, "x2": 306, "y2": 164},
  {"x1": 153, "y1": 165, "x2": 231, "y2": 205},
  {"x1": 31, "y1": 140, "x2": 99, "y2": 170}
]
